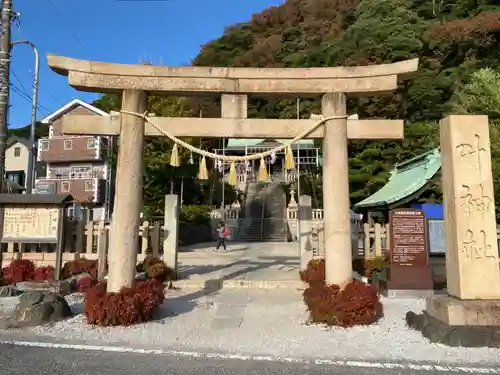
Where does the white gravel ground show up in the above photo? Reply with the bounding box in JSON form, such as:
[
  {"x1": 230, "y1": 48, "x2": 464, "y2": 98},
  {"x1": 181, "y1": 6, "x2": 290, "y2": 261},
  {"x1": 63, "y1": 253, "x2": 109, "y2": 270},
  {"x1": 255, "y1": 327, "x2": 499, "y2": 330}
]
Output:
[{"x1": 2, "y1": 290, "x2": 500, "y2": 365}]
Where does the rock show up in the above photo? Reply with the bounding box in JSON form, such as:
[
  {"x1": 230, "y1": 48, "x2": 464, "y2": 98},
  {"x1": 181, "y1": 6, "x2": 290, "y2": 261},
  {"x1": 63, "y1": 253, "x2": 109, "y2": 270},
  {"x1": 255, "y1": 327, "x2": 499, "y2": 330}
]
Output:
[
  {"x1": 0, "y1": 285, "x2": 22, "y2": 297},
  {"x1": 18, "y1": 291, "x2": 44, "y2": 307},
  {"x1": 11, "y1": 291, "x2": 73, "y2": 327},
  {"x1": 15, "y1": 280, "x2": 72, "y2": 296}
]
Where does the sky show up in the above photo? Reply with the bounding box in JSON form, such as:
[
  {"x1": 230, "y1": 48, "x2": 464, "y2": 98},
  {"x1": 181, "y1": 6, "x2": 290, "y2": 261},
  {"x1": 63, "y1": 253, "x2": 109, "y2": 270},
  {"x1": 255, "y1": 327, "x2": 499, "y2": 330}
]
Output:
[{"x1": 9, "y1": 0, "x2": 285, "y2": 129}]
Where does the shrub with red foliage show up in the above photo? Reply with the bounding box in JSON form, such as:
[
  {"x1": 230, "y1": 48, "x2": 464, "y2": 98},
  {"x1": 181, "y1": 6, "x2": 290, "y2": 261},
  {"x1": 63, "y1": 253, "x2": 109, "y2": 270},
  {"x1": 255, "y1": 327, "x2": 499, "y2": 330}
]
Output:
[
  {"x1": 2, "y1": 259, "x2": 36, "y2": 284},
  {"x1": 77, "y1": 276, "x2": 97, "y2": 293},
  {"x1": 299, "y1": 258, "x2": 325, "y2": 287},
  {"x1": 303, "y1": 279, "x2": 383, "y2": 327},
  {"x1": 84, "y1": 279, "x2": 165, "y2": 326},
  {"x1": 33, "y1": 266, "x2": 55, "y2": 281},
  {"x1": 62, "y1": 258, "x2": 98, "y2": 279}
]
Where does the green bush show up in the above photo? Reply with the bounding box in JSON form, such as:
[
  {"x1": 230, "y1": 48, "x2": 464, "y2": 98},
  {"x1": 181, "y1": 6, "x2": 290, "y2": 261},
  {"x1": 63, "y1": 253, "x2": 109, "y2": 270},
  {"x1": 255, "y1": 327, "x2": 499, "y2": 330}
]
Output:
[{"x1": 179, "y1": 205, "x2": 211, "y2": 226}]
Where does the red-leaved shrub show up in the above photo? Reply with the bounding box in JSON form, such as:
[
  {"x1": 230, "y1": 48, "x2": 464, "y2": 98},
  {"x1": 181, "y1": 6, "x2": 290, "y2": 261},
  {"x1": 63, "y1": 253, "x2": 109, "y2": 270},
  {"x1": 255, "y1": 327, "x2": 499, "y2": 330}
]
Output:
[
  {"x1": 77, "y1": 276, "x2": 97, "y2": 293},
  {"x1": 301, "y1": 259, "x2": 383, "y2": 327},
  {"x1": 303, "y1": 279, "x2": 383, "y2": 327},
  {"x1": 33, "y1": 265, "x2": 55, "y2": 281},
  {"x1": 2, "y1": 259, "x2": 36, "y2": 284},
  {"x1": 62, "y1": 258, "x2": 98, "y2": 279},
  {"x1": 84, "y1": 279, "x2": 165, "y2": 326},
  {"x1": 299, "y1": 258, "x2": 325, "y2": 286}
]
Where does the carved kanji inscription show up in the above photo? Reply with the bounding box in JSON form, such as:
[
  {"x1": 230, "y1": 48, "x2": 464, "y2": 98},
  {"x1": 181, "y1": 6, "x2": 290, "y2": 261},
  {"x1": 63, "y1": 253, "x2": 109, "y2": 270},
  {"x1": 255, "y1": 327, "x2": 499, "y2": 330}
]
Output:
[
  {"x1": 456, "y1": 133, "x2": 487, "y2": 176},
  {"x1": 460, "y1": 183, "x2": 492, "y2": 215},
  {"x1": 461, "y1": 229, "x2": 496, "y2": 259}
]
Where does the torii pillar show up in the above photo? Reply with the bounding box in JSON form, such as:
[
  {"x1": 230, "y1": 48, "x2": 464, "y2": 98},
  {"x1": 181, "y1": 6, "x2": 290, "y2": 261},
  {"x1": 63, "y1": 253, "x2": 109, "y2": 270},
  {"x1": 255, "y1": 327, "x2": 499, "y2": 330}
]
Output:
[
  {"x1": 107, "y1": 90, "x2": 148, "y2": 292},
  {"x1": 322, "y1": 92, "x2": 351, "y2": 284},
  {"x1": 47, "y1": 54, "x2": 418, "y2": 290}
]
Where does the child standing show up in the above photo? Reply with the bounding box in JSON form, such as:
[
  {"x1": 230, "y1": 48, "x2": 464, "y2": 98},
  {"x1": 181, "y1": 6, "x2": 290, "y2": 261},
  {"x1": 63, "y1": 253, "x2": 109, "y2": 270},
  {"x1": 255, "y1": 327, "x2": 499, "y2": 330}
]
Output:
[{"x1": 215, "y1": 221, "x2": 229, "y2": 251}]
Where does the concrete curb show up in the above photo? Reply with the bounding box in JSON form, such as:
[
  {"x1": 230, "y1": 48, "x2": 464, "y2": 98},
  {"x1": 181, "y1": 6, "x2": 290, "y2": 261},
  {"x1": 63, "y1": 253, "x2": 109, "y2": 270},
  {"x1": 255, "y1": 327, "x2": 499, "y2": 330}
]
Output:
[{"x1": 169, "y1": 279, "x2": 306, "y2": 291}]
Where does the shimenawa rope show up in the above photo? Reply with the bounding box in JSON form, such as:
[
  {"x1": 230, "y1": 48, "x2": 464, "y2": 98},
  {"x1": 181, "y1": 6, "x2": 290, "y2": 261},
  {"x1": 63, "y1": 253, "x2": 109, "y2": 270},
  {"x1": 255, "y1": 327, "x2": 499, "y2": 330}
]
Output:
[{"x1": 120, "y1": 110, "x2": 347, "y2": 184}]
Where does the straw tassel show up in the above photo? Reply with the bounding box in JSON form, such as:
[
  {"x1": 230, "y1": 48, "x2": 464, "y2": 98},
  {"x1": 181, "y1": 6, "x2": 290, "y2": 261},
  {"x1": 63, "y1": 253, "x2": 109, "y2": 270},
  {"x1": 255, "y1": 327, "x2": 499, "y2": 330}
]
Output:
[
  {"x1": 170, "y1": 143, "x2": 180, "y2": 167},
  {"x1": 227, "y1": 161, "x2": 237, "y2": 186},
  {"x1": 284, "y1": 145, "x2": 295, "y2": 170},
  {"x1": 258, "y1": 158, "x2": 268, "y2": 182},
  {"x1": 198, "y1": 156, "x2": 209, "y2": 180}
]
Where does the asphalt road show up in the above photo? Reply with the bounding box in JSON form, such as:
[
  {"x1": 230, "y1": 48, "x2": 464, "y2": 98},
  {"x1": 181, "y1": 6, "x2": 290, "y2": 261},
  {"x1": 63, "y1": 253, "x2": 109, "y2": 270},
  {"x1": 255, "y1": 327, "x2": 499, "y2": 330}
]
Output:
[{"x1": 0, "y1": 343, "x2": 497, "y2": 375}]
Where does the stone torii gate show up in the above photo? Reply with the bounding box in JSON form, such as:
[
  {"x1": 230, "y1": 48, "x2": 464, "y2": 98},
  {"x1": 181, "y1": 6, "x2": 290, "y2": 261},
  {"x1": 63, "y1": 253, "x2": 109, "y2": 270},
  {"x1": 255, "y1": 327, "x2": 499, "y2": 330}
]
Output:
[{"x1": 46, "y1": 54, "x2": 418, "y2": 292}]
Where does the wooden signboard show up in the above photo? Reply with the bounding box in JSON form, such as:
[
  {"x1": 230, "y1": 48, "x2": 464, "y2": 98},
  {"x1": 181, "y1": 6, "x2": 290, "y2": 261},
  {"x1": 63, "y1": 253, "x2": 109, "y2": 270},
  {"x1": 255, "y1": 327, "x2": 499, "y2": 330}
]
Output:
[
  {"x1": 385, "y1": 208, "x2": 433, "y2": 291},
  {"x1": 0, "y1": 194, "x2": 73, "y2": 280},
  {"x1": 2, "y1": 206, "x2": 60, "y2": 243}
]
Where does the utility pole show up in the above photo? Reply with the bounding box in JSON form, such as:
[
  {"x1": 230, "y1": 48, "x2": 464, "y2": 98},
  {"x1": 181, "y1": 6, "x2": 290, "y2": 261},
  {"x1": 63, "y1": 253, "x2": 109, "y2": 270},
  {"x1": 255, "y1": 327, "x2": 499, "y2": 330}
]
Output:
[
  {"x1": 12, "y1": 40, "x2": 39, "y2": 194},
  {"x1": 0, "y1": 0, "x2": 12, "y2": 193}
]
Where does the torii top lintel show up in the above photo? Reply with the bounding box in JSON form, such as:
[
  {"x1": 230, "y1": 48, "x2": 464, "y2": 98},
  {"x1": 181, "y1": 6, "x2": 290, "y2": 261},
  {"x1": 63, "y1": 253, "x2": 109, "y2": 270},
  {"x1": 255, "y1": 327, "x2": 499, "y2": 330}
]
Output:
[{"x1": 47, "y1": 54, "x2": 418, "y2": 96}]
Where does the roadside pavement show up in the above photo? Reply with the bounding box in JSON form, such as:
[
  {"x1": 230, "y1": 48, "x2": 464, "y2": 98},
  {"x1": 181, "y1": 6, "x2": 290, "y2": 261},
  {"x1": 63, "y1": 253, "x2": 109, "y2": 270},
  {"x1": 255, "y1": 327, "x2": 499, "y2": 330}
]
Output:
[
  {"x1": 0, "y1": 342, "x2": 498, "y2": 375},
  {"x1": 2, "y1": 287, "x2": 500, "y2": 370}
]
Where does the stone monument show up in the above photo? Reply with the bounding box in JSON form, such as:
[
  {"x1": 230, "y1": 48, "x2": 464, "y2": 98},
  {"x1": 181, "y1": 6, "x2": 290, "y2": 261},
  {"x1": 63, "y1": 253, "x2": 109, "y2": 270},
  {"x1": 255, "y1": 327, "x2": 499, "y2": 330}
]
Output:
[{"x1": 407, "y1": 115, "x2": 500, "y2": 347}]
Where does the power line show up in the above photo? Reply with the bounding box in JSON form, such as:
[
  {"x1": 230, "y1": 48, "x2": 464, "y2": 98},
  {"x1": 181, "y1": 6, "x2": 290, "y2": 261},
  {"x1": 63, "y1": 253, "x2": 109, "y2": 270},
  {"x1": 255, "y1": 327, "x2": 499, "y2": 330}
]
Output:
[
  {"x1": 11, "y1": 70, "x2": 29, "y2": 96},
  {"x1": 10, "y1": 83, "x2": 51, "y2": 115},
  {"x1": 45, "y1": 0, "x2": 84, "y2": 49},
  {"x1": 10, "y1": 72, "x2": 52, "y2": 114},
  {"x1": 14, "y1": 67, "x2": 63, "y2": 107}
]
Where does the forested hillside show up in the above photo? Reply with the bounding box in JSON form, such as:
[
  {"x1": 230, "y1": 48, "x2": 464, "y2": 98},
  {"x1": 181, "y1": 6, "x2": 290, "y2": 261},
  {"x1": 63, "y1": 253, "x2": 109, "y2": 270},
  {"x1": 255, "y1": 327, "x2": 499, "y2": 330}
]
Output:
[{"x1": 79, "y1": 0, "x2": 500, "y2": 213}]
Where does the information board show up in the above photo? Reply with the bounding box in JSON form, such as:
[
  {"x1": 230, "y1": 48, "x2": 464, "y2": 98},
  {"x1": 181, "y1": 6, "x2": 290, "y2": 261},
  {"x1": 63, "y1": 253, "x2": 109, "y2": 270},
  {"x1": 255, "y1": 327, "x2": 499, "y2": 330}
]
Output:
[
  {"x1": 427, "y1": 219, "x2": 445, "y2": 254},
  {"x1": 2, "y1": 205, "x2": 60, "y2": 243},
  {"x1": 389, "y1": 209, "x2": 429, "y2": 267}
]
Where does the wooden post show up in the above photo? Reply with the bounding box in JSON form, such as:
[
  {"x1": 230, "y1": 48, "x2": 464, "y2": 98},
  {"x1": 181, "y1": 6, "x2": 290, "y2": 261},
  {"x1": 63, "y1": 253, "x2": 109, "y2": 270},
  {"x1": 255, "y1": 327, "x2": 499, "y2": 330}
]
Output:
[
  {"x1": 363, "y1": 223, "x2": 371, "y2": 260},
  {"x1": 96, "y1": 220, "x2": 108, "y2": 281},
  {"x1": 374, "y1": 223, "x2": 382, "y2": 257},
  {"x1": 163, "y1": 194, "x2": 179, "y2": 278},
  {"x1": 321, "y1": 93, "x2": 352, "y2": 285},
  {"x1": 55, "y1": 206, "x2": 66, "y2": 281},
  {"x1": 107, "y1": 89, "x2": 148, "y2": 292},
  {"x1": 74, "y1": 220, "x2": 85, "y2": 259},
  {"x1": 299, "y1": 195, "x2": 313, "y2": 270},
  {"x1": 151, "y1": 221, "x2": 161, "y2": 258},
  {"x1": 85, "y1": 221, "x2": 94, "y2": 255},
  {"x1": 141, "y1": 220, "x2": 149, "y2": 256}
]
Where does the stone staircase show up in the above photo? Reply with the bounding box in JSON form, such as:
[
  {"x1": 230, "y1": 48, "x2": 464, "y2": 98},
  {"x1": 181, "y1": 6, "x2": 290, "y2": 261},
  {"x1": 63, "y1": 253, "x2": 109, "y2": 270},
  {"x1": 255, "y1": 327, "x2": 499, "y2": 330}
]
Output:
[{"x1": 238, "y1": 181, "x2": 287, "y2": 242}]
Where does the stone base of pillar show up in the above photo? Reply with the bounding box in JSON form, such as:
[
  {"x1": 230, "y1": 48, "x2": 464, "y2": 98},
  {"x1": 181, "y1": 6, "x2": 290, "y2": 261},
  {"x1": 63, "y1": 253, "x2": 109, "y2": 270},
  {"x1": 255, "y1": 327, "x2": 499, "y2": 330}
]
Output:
[{"x1": 406, "y1": 295, "x2": 500, "y2": 348}]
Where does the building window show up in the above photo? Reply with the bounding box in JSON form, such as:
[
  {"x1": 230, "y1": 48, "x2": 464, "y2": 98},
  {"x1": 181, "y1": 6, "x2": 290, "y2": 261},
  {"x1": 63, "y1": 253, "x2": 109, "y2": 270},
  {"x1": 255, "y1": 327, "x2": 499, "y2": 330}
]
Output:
[
  {"x1": 85, "y1": 180, "x2": 95, "y2": 192},
  {"x1": 64, "y1": 140, "x2": 73, "y2": 150},
  {"x1": 87, "y1": 138, "x2": 96, "y2": 149},
  {"x1": 60, "y1": 181, "x2": 71, "y2": 193},
  {"x1": 54, "y1": 167, "x2": 71, "y2": 179},
  {"x1": 40, "y1": 140, "x2": 49, "y2": 151},
  {"x1": 70, "y1": 165, "x2": 92, "y2": 179},
  {"x1": 14, "y1": 147, "x2": 21, "y2": 157}
]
